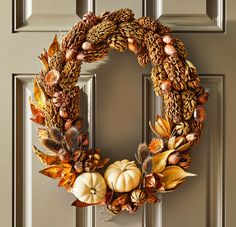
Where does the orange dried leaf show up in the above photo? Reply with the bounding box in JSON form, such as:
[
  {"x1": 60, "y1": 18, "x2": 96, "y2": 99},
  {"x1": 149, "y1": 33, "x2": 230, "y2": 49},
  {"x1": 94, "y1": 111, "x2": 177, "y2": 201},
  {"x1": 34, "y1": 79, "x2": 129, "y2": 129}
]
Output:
[
  {"x1": 34, "y1": 78, "x2": 46, "y2": 109},
  {"x1": 112, "y1": 194, "x2": 129, "y2": 206},
  {"x1": 39, "y1": 165, "x2": 65, "y2": 179},
  {"x1": 33, "y1": 146, "x2": 60, "y2": 165},
  {"x1": 48, "y1": 35, "x2": 60, "y2": 57},
  {"x1": 149, "y1": 115, "x2": 171, "y2": 138}
]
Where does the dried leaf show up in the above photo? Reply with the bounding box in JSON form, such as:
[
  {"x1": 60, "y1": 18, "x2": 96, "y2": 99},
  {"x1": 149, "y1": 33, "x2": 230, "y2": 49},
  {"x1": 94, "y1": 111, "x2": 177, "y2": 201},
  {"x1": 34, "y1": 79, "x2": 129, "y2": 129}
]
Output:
[
  {"x1": 48, "y1": 35, "x2": 60, "y2": 57},
  {"x1": 149, "y1": 115, "x2": 171, "y2": 138},
  {"x1": 96, "y1": 158, "x2": 110, "y2": 169},
  {"x1": 168, "y1": 136, "x2": 191, "y2": 153},
  {"x1": 33, "y1": 146, "x2": 60, "y2": 165},
  {"x1": 29, "y1": 97, "x2": 45, "y2": 125},
  {"x1": 152, "y1": 149, "x2": 175, "y2": 173},
  {"x1": 161, "y1": 166, "x2": 196, "y2": 183},
  {"x1": 34, "y1": 78, "x2": 46, "y2": 109},
  {"x1": 38, "y1": 49, "x2": 49, "y2": 71},
  {"x1": 145, "y1": 173, "x2": 157, "y2": 188},
  {"x1": 39, "y1": 165, "x2": 65, "y2": 179},
  {"x1": 72, "y1": 200, "x2": 92, "y2": 207},
  {"x1": 112, "y1": 194, "x2": 129, "y2": 207},
  {"x1": 146, "y1": 190, "x2": 159, "y2": 203},
  {"x1": 162, "y1": 179, "x2": 185, "y2": 191},
  {"x1": 58, "y1": 172, "x2": 74, "y2": 187}
]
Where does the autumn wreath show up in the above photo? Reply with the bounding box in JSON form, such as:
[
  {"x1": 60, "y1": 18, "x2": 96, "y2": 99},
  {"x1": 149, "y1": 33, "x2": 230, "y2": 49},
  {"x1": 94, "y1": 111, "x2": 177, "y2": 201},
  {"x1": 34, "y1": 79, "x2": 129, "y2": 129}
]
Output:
[{"x1": 30, "y1": 8, "x2": 209, "y2": 214}]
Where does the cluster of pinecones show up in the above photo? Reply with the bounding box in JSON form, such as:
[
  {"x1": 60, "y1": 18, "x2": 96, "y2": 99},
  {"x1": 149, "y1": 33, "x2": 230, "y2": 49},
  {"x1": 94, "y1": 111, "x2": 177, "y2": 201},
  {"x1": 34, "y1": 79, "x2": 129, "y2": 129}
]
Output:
[{"x1": 39, "y1": 8, "x2": 208, "y2": 147}]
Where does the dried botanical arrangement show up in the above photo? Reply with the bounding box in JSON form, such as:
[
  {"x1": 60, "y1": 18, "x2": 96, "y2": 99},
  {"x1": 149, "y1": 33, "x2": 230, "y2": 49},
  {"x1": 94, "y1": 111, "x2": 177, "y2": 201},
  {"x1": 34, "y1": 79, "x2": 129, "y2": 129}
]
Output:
[{"x1": 30, "y1": 8, "x2": 209, "y2": 215}]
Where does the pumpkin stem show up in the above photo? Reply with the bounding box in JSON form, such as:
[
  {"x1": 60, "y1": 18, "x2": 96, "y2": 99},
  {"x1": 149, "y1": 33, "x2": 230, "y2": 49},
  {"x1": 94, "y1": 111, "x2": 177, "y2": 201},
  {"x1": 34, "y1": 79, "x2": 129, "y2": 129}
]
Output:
[
  {"x1": 90, "y1": 188, "x2": 96, "y2": 194},
  {"x1": 122, "y1": 161, "x2": 135, "y2": 172}
]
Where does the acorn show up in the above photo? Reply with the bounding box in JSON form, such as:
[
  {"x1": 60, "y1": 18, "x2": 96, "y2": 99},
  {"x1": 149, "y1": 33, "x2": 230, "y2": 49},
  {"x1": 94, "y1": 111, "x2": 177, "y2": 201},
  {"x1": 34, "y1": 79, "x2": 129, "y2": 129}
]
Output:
[
  {"x1": 161, "y1": 80, "x2": 172, "y2": 93},
  {"x1": 82, "y1": 41, "x2": 93, "y2": 51},
  {"x1": 162, "y1": 35, "x2": 172, "y2": 44},
  {"x1": 76, "y1": 53, "x2": 85, "y2": 61},
  {"x1": 198, "y1": 92, "x2": 209, "y2": 104},
  {"x1": 66, "y1": 49, "x2": 77, "y2": 60},
  {"x1": 74, "y1": 161, "x2": 84, "y2": 173},
  {"x1": 164, "y1": 44, "x2": 177, "y2": 56},
  {"x1": 64, "y1": 119, "x2": 73, "y2": 131},
  {"x1": 59, "y1": 107, "x2": 68, "y2": 118},
  {"x1": 168, "y1": 152, "x2": 181, "y2": 165}
]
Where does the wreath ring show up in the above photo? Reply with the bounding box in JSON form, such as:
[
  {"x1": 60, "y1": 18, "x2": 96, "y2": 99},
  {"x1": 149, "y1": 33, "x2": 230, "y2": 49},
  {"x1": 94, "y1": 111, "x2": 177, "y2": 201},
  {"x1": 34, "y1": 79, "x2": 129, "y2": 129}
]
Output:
[{"x1": 30, "y1": 8, "x2": 209, "y2": 214}]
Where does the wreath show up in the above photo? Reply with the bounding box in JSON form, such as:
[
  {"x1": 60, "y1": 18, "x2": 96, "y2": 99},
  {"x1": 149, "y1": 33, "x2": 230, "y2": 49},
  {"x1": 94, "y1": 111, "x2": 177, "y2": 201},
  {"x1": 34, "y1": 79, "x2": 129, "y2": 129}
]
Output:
[{"x1": 30, "y1": 8, "x2": 209, "y2": 214}]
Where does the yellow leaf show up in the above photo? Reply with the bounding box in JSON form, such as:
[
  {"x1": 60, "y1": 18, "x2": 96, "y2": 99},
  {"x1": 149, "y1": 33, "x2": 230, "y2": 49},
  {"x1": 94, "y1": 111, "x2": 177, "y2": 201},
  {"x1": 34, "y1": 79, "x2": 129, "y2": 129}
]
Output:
[
  {"x1": 152, "y1": 149, "x2": 175, "y2": 173},
  {"x1": 39, "y1": 165, "x2": 65, "y2": 179},
  {"x1": 149, "y1": 115, "x2": 171, "y2": 138},
  {"x1": 34, "y1": 78, "x2": 46, "y2": 109},
  {"x1": 48, "y1": 35, "x2": 60, "y2": 57},
  {"x1": 161, "y1": 166, "x2": 196, "y2": 183},
  {"x1": 33, "y1": 146, "x2": 60, "y2": 165},
  {"x1": 162, "y1": 179, "x2": 185, "y2": 191}
]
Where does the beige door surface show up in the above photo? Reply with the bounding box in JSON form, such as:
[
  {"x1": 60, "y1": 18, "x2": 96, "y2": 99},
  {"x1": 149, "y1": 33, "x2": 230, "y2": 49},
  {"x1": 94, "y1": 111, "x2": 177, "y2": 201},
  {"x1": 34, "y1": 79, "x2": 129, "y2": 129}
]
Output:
[{"x1": 0, "y1": 0, "x2": 235, "y2": 227}]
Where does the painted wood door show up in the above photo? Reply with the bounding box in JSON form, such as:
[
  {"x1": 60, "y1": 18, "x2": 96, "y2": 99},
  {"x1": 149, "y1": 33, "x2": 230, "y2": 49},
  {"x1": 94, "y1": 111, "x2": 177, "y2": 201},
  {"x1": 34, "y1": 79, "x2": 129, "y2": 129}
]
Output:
[{"x1": 0, "y1": 0, "x2": 235, "y2": 227}]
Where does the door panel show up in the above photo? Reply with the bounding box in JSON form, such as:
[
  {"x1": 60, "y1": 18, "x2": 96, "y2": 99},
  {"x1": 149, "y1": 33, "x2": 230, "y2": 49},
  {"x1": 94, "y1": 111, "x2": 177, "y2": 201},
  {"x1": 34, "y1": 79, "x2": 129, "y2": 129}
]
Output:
[
  {"x1": 1, "y1": 0, "x2": 235, "y2": 226},
  {"x1": 143, "y1": 76, "x2": 224, "y2": 227}
]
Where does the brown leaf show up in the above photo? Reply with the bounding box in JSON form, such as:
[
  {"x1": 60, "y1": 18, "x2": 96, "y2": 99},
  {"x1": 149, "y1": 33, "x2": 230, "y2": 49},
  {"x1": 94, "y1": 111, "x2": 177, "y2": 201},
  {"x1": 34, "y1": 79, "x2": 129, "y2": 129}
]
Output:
[
  {"x1": 29, "y1": 97, "x2": 45, "y2": 125},
  {"x1": 72, "y1": 200, "x2": 92, "y2": 207},
  {"x1": 146, "y1": 190, "x2": 159, "y2": 203},
  {"x1": 48, "y1": 35, "x2": 60, "y2": 57},
  {"x1": 98, "y1": 190, "x2": 113, "y2": 205},
  {"x1": 96, "y1": 158, "x2": 110, "y2": 169},
  {"x1": 112, "y1": 194, "x2": 129, "y2": 207},
  {"x1": 39, "y1": 165, "x2": 65, "y2": 179},
  {"x1": 32, "y1": 146, "x2": 60, "y2": 165},
  {"x1": 145, "y1": 173, "x2": 157, "y2": 188}
]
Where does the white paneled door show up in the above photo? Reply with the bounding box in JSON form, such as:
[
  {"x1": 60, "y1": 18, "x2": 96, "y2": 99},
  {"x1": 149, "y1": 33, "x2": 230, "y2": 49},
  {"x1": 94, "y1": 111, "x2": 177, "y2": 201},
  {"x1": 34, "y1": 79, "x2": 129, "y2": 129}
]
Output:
[{"x1": 1, "y1": 0, "x2": 235, "y2": 227}]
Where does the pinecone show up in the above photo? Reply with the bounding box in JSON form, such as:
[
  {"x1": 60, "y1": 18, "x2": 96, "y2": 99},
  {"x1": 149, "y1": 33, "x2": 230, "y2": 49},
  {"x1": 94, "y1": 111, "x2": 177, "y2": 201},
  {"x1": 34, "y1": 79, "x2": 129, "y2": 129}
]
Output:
[
  {"x1": 82, "y1": 12, "x2": 98, "y2": 27},
  {"x1": 45, "y1": 99, "x2": 64, "y2": 130},
  {"x1": 83, "y1": 42, "x2": 109, "y2": 62},
  {"x1": 59, "y1": 60, "x2": 81, "y2": 90},
  {"x1": 163, "y1": 90, "x2": 182, "y2": 123},
  {"x1": 151, "y1": 65, "x2": 168, "y2": 96},
  {"x1": 107, "y1": 32, "x2": 127, "y2": 52},
  {"x1": 48, "y1": 51, "x2": 66, "y2": 72},
  {"x1": 137, "y1": 50, "x2": 149, "y2": 67},
  {"x1": 144, "y1": 31, "x2": 165, "y2": 65},
  {"x1": 67, "y1": 86, "x2": 80, "y2": 120},
  {"x1": 159, "y1": 24, "x2": 171, "y2": 35},
  {"x1": 181, "y1": 91, "x2": 197, "y2": 120},
  {"x1": 185, "y1": 60, "x2": 200, "y2": 89},
  {"x1": 119, "y1": 21, "x2": 144, "y2": 44},
  {"x1": 163, "y1": 56, "x2": 187, "y2": 90},
  {"x1": 61, "y1": 21, "x2": 88, "y2": 51},
  {"x1": 173, "y1": 38, "x2": 188, "y2": 59},
  {"x1": 86, "y1": 21, "x2": 116, "y2": 44},
  {"x1": 137, "y1": 17, "x2": 161, "y2": 32},
  {"x1": 106, "y1": 8, "x2": 134, "y2": 23}
]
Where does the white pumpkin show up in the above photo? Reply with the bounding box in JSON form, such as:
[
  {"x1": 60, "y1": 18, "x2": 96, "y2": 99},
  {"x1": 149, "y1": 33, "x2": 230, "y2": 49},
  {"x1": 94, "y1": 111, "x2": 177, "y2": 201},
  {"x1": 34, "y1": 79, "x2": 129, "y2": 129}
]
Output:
[
  {"x1": 73, "y1": 172, "x2": 107, "y2": 204},
  {"x1": 104, "y1": 159, "x2": 141, "y2": 193}
]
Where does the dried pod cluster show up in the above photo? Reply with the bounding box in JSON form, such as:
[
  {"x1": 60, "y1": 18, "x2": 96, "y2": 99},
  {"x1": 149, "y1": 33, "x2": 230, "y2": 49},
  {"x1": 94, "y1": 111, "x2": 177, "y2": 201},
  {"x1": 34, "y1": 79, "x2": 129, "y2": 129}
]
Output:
[{"x1": 30, "y1": 8, "x2": 208, "y2": 215}]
